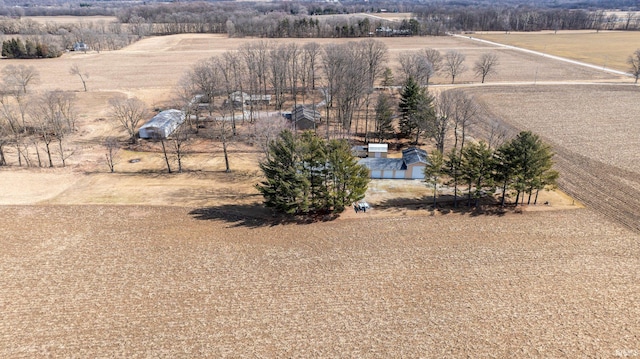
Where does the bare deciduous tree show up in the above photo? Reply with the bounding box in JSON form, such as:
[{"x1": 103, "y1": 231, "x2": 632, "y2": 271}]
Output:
[
  {"x1": 2, "y1": 65, "x2": 40, "y2": 94},
  {"x1": 170, "y1": 124, "x2": 190, "y2": 173},
  {"x1": 253, "y1": 113, "x2": 290, "y2": 160},
  {"x1": 30, "y1": 91, "x2": 77, "y2": 167},
  {"x1": 109, "y1": 96, "x2": 148, "y2": 144},
  {"x1": 322, "y1": 42, "x2": 369, "y2": 136},
  {"x1": 213, "y1": 103, "x2": 235, "y2": 173},
  {"x1": 424, "y1": 48, "x2": 443, "y2": 75},
  {"x1": 0, "y1": 92, "x2": 27, "y2": 166},
  {"x1": 627, "y1": 49, "x2": 640, "y2": 84},
  {"x1": 359, "y1": 39, "x2": 388, "y2": 143},
  {"x1": 474, "y1": 52, "x2": 499, "y2": 83},
  {"x1": 433, "y1": 90, "x2": 455, "y2": 154},
  {"x1": 269, "y1": 44, "x2": 291, "y2": 111},
  {"x1": 69, "y1": 63, "x2": 89, "y2": 92},
  {"x1": 302, "y1": 42, "x2": 321, "y2": 93},
  {"x1": 104, "y1": 136, "x2": 120, "y2": 172},
  {"x1": 444, "y1": 50, "x2": 467, "y2": 84},
  {"x1": 398, "y1": 51, "x2": 434, "y2": 87}
]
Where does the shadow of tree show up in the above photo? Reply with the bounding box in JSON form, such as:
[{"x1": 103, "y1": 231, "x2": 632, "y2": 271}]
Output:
[
  {"x1": 189, "y1": 204, "x2": 340, "y2": 228},
  {"x1": 375, "y1": 194, "x2": 510, "y2": 217}
]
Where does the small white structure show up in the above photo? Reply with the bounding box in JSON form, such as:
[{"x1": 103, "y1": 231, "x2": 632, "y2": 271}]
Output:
[
  {"x1": 139, "y1": 109, "x2": 186, "y2": 139},
  {"x1": 367, "y1": 143, "x2": 388, "y2": 158}
]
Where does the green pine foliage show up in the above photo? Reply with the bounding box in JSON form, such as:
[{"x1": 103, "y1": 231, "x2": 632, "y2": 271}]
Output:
[
  {"x1": 374, "y1": 92, "x2": 395, "y2": 143},
  {"x1": 1, "y1": 38, "x2": 62, "y2": 59},
  {"x1": 423, "y1": 149, "x2": 444, "y2": 207},
  {"x1": 256, "y1": 130, "x2": 370, "y2": 215},
  {"x1": 431, "y1": 131, "x2": 558, "y2": 208},
  {"x1": 398, "y1": 76, "x2": 436, "y2": 144}
]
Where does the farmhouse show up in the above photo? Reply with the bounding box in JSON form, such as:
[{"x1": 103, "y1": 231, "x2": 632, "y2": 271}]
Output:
[
  {"x1": 73, "y1": 41, "x2": 89, "y2": 52},
  {"x1": 138, "y1": 109, "x2": 186, "y2": 139},
  {"x1": 291, "y1": 104, "x2": 321, "y2": 130},
  {"x1": 359, "y1": 147, "x2": 428, "y2": 179},
  {"x1": 228, "y1": 91, "x2": 271, "y2": 108}
]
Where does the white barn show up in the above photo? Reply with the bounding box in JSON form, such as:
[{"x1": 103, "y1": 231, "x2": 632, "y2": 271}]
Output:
[{"x1": 139, "y1": 109, "x2": 186, "y2": 139}]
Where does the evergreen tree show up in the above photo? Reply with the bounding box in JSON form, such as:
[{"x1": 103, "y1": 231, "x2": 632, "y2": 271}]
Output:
[
  {"x1": 494, "y1": 141, "x2": 518, "y2": 207},
  {"x1": 460, "y1": 141, "x2": 494, "y2": 207},
  {"x1": 299, "y1": 131, "x2": 328, "y2": 212},
  {"x1": 325, "y1": 139, "x2": 369, "y2": 212},
  {"x1": 257, "y1": 130, "x2": 369, "y2": 215},
  {"x1": 25, "y1": 39, "x2": 37, "y2": 58},
  {"x1": 398, "y1": 76, "x2": 435, "y2": 144},
  {"x1": 444, "y1": 147, "x2": 462, "y2": 207},
  {"x1": 423, "y1": 149, "x2": 444, "y2": 208},
  {"x1": 381, "y1": 67, "x2": 394, "y2": 87},
  {"x1": 374, "y1": 92, "x2": 394, "y2": 143},
  {"x1": 498, "y1": 131, "x2": 558, "y2": 206},
  {"x1": 256, "y1": 130, "x2": 309, "y2": 214}
]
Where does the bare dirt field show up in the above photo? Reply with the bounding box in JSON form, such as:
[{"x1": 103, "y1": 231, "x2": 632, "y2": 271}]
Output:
[
  {"x1": 468, "y1": 84, "x2": 640, "y2": 232},
  {"x1": 472, "y1": 30, "x2": 640, "y2": 72},
  {"x1": 2, "y1": 31, "x2": 640, "y2": 357},
  {"x1": 1, "y1": 205, "x2": 639, "y2": 357}
]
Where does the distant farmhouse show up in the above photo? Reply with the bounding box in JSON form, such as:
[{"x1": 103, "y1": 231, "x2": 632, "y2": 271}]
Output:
[
  {"x1": 359, "y1": 147, "x2": 428, "y2": 179},
  {"x1": 73, "y1": 41, "x2": 89, "y2": 52},
  {"x1": 228, "y1": 91, "x2": 271, "y2": 109},
  {"x1": 139, "y1": 109, "x2": 186, "y2": 139}
]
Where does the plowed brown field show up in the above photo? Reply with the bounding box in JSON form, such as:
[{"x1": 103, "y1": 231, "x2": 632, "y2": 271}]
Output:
[
  {"x1": 2, "y1": 205, "x2": 640, "y2": 357},
  {"x1": 468, "y1": 84, "x2": 640, "y2": 233}
]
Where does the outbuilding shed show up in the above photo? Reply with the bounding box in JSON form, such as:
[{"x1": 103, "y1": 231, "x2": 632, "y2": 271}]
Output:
[
  {"x1": 139, "y1": 109, "x2": 186, "y2": 139},
  {"x1": 367, "y1": 143, "x2": 388, "y2": 158},
  {"x1": 291, "y1": 104, "x2": 321, "y2": 130}
]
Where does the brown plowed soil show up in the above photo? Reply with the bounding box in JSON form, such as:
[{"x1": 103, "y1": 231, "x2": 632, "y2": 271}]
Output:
[{"x1": 1, "y1": 205, "x2": 639, "y2": 357}]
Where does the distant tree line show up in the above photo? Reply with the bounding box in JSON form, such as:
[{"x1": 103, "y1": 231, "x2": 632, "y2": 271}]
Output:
[
  {"x1": 0, "y1": 1, "x2": 636, "y2": 44},
  {"x1": 112, "y1": 1, "x2": 640, "y2": 38},
  {"x1": 1, "y1": 38, "x2": 62, "y2": 58}
]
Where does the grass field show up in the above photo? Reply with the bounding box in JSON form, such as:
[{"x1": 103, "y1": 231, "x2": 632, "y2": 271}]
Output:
[
  {"x1": 472, "y1": 30, "x2": 640, "y2": 72},
  {"x1": 2, "y1": 27, "x2": 640, "y2": 357}
]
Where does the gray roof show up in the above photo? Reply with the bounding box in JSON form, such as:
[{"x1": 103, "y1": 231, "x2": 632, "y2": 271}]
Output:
[
  {"x1": 358, "y1": 147, "x2": 429, "y2": 172},
  {"x1": 140, "y1": 109, "x2": 185, "y2": 130},
  {"x1": 358, "y1": 158, "x2": 405, "y2": 171},
  {"x1": 402, "y1": 147, "x2": 428, "y2": 165},
  {"x1": 292, "y1": 105, "x2": 321, "y2": 122}
]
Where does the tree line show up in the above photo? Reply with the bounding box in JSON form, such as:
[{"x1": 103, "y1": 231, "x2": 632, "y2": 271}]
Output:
[
  {"x1": 2, "y1": 38, "x2": 62, "y2": 59},
  {"x1": 425, "y1": 131, "x2": 558, "y2": 209},
  {"x1": 113, "y1": 1, "x2": 640, "y2": 38}
]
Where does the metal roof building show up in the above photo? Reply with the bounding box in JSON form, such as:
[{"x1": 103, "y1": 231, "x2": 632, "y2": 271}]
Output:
[
  {"x1": 358, "y1": 147, "x2": 429, "y2": 179},
  {"x1": 139, "y1": 109, "x2": 186, "y2": 139}
]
